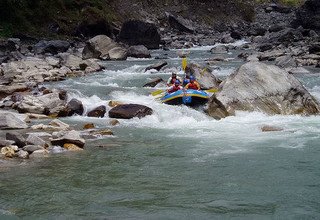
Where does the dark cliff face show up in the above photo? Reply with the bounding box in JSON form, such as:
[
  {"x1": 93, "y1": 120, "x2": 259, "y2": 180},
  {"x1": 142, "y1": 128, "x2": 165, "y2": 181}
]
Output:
[
  {"x1": 294, "y1": 0, "x2": 320, "y2": 33},
  {"x1": 0, "y1": 0, "x2": 256, "y2": 39}
]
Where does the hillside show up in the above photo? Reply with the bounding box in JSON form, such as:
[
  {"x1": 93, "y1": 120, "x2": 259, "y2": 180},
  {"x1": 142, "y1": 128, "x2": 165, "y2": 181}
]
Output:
[{"x1": 0, "y1": 0, "x2": 257, "y2": 39}]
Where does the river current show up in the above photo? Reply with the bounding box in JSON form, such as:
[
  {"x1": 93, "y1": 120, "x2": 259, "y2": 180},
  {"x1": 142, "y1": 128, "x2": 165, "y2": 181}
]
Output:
[{"x1": 1, "y1": 43, "x2": 320, "y2": 219}]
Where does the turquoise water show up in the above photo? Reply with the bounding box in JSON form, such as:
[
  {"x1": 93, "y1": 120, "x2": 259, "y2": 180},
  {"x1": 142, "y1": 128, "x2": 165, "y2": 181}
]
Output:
[{"x1": 1, "y1": 45, "x2": 320, "y2": 219}]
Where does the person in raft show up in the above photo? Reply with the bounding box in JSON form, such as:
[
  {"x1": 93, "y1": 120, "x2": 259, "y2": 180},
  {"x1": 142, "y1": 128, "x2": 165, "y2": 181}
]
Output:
[
  {"x1": 167, "y1": 80, "x2": 183, "y2": 93},
  {"x1": 184, "y1": 76, "x2": 200, "y2": 90},
  {"x1": 167, "y1": 72, "x2": 182, "y2": 86}
]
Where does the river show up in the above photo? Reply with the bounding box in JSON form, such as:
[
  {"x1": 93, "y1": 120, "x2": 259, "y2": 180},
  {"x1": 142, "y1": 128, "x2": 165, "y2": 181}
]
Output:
[{"x1": 1, "y1": 43, "x2": 320, "y2": 219}]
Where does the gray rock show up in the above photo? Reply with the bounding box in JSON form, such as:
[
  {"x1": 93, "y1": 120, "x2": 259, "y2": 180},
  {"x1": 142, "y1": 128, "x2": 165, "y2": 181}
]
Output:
[
  {"x1": 0, "y1": 139, "x2": 15, "y2": 147},
  {"x1": 29, "y1": 149, "x2": 49, "y2": 158},
  {"x1": 82, "y1": 35, "x2": 118, "y2": 59},
  {"x1": 108, "y1": 47, "x2": 127, "y2": 60},
  {"x1": 6, "y1": 132, "x2": 26, "y2": 147},
  {"x1": 26, "y1": 134, "x2": 47, "y2": 147},
  {"x1": 145, "y1": 61, "x2": 167, "y2": 72},
  {"x1": 34, "y1": 40, "x2": 70, "y2": 55},
  {"x1": 215, "y1": 61, "x2": 320, "y2": 115},
  {"x1": 143, "y1": 77, "x2": 164, "y2": 87},
  {"x1": 58, "y1": 98, "x2": 84, "y2": 117},
  {"x1": 288, "y1": 67, "x2": 311, "y2": 75},
  {"x1": 109, "y1": 104, "x2": 153, "y2": 119},
  {"x1": 0, "y1": 113, "x2": 28, "y2": 129},
  {"x1": 87, "y1": 105, "x2": 106, "y2": 118},
  {"x1": 210, "y1": 45, "x2": 228, "y2": 54},
  {"x1": 205, "y1": 95, "x2": 231, "y2": 120},
  {"x1": 23, "y1": 145, "x2": 45, "y2": 153},
  {"x1": 166, "y1": 12, "x2": 195, "y2": 33},
  {"x1": 16, "y1": 150, "x2": 29, "y2": 159},
  {"x1": 127, "y1": 45, "x2": 151, "y2": 58},
  {"x1": 275, "y1": 55, "x2": 297, "y2": 68},
  {"x1": 51, "y1": 130, "x2": 85, "y2": 148},
  {"x1": 187, "y1": 63, "x2": 220, "y2": 90}
]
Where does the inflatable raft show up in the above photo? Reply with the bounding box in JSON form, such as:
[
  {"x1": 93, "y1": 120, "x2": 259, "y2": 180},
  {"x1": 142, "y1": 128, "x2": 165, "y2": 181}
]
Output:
[{"x1": 161, "y1": 89, "x2": 209, "y2": 106}]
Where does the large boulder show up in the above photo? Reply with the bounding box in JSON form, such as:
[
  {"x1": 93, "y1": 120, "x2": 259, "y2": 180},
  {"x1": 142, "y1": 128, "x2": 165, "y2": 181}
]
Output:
[
  {"x1": 34, "y1": 40, "x2": 70, "y2": 55},
  {"x1": 6, "y1": 132, "x2": 26, "y2": 147},
  {"x1": 82, "y1": 35, "x2": 119, "y2": 60},
  {"x1": 166, "y1": 12, "x2": 195, "y2": 33},
  {"x1": 127, "y1": 45, "x2": 151, "y2": 58},
  {"x1": 0, "y1": 113, "x2": 28, "y2": 129},
  {"x1": 108, "y1": 47, "x2": 127, "y2": 60},
  {"x1": 108, "y1": 104, "x2": 153, "y2": 119},
  {"x1": 205, "y1": 95, "x2": 232, "y2": 120},
  {"x1": 214, "y1": 62, "x2": 320, "y2": 115},
  {"x1": 58, "y1": 98, "x2": 84, "y2": 117},
  {"x1": 118, "y1": 20, "x2": 161, "y2": 49},
  {"x1": 295, "y1": 0, "x2": 320, "y2": 32},
  {"x1": 15, "y1": 92, "x2": 66, "y2": 115},
  {"x1": 187, "y1": 63, "x2": 220, "y2": 90}
]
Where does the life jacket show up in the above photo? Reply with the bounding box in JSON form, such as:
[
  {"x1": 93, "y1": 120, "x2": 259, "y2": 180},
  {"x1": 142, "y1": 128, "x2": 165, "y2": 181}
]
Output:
[
  {"x1": 183, "y1": 78, "x2": 190, "y2": 86},
  {"x1": 168, "y1": 85, "x2": 182, "y2": 93},
  {"x1": 170, "y1": 77, "x2": 177, "y2": 84},
  {"x1": 186, "y1": 82, "x2": 199, "y2": 90}
]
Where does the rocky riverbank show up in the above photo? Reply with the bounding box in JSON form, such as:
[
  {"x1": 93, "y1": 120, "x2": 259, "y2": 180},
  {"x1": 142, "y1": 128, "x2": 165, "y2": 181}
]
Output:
[{"x1": 0, "y1": 0, "x2": 319, "y2": 163}]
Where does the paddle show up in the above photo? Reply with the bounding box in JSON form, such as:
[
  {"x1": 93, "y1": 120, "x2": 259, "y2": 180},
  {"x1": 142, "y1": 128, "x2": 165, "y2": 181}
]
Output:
[
  {"x1": 151, "y1": 89, "x2": 165, "y2": 96},
  {"x1": 182, "y1": 57, "x2": 187, "y2": 71},
  {"x1": 151, "y1": 88, "x2": 218, "y2": 96}
]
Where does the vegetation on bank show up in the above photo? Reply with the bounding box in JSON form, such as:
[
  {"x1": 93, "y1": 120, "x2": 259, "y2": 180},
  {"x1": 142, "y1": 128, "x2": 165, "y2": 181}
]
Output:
[
  {"x1": 0, "y1": 0, "x2": 117, "y2": 38},
  {"x1": 0, "y1": 0, "x2": 305, "y2": 39}
]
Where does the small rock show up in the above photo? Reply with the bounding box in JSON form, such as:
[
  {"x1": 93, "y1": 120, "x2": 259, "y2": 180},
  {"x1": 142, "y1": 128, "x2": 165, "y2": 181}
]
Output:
[
  {"x1": 63, "y1": 143, "x2": 83, "y2": 151},
  {"x1": 16, "y1": 150, "x2": 29, "y2": 159},
  {"x1": 109, "y1": 119, "x2": 120, "y2": 126},
  {"x1": 87, "y1": 105, "x2": 106, "y2": 117},
  {"x1": 29, "y1": 149, "x2": 49, "y2": 158},
  {"x1": 90, "y1": 129, "x2": 114, "y2": 136},
  {"x1": 83, "y1": 123, "x2": 95, "y2": 129},
  {"x1": 1, "y1": 146, "x2": 15, "y2": 158},
  {"x1": 261, "y1": 125, "x2": 283, "y2": 132},
  {"x1": 23, "y1": 145, "x2": 45, "y2": 153},
  {"x1": 6, "y1": 132, "x2": 26, "y2": 148},
  {"x1": 108, "y1": 101, "x2": 123, "y2": 107}
]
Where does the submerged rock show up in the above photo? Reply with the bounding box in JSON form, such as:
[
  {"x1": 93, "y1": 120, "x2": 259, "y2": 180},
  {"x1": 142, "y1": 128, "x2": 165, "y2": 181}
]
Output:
[
  {"x1": 127, "y1": 45, "x2": 151, "y2": 58},
  {"x1": 87, "y1": 105, "x2": 106, "y2": 117},
  {"x1": 109, "y1": 104, "x2": 153, "y2": 119},
  {"x1": 145, "y1": 61, "x2": 167, "y2": 72},
  {"x1": 143, "y1": 77, "x2": 164, "y2": 87},
  {"x1": 214, "y1": 61, "x2": 320, "y2": 115},
  {"x1": 51, "y1": 130, "x2": 85, "y2": 148}
]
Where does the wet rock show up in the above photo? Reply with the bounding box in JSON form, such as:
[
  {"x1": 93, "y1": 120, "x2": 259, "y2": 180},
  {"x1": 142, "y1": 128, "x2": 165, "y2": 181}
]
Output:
[
  {"x1": 143, "y1": 77, "x2": 164, "y2": 87},
  {"x1": 90, "y1": 129, "x2": 113, "y2": 136},
  {"x1": 216, "y1": 61, "x2": 320, "y2": 115},
  {"x1": 63, "y1": 143, "x2": 83, "y2": 151},
  {"x1": 187, "y1": 63, "x2": 220, "y2": 90},
  {"x1": 127, "y1": 45, "x2": 151, "y2": 58},
  {"x1": 6, "y1": 132, "x2": 26, "y2": 148},
  {"x1": 49, "y1": 119, "x2": 70, "y2": 130},
  {"x1": 87, "y1": 105, "x2": 106, "y2": 118},
  {"x1": 259, "y1": 50, "x2": 286, "y2": 61},
  {"x1": 47, "y1": 145, "x2": 66, "y2": 154},
  {"x1": 118, "y1": 20, "x2": 161, "y2": 49},
  {"x1": 206, "y1": 95, "x2": 231, "y2": 120},
  {"x1": 83, "y1": 123, "x2": 95, "y2": 129},
  {"x1": 51, "y1": 130, "x2": 85, "y2": 148},
  {"x1": 210, "y1": 45, "x2": 228, "y2": 54},
  {"x1": 59, "y1": 53, "x2": 83, "y2": 70},
  {"x1": 288, "y1": 67, "x2": 311, "y2": 75},
  {"x1": 58, "y1": 98, "x2": 84, "y2": 117},
  {"x1": 145, "y1": 61, "x2": 168, "y2": 72},
  {"x1": 309, "y1": 43, "x2": 320, "y2": 55},
  {"x1": 26, "y1": 113, "x2": 49, "y2": 119},
  {"x1": 109, "y1": 119, "x2": 120, "y2": 126},
  {"x1": 220, "y1": 34, "x2": 235, "y2": 44},
  {"x1": 108, "y1": 100, "x2": 124, "y2": 107},
  {"x1": 0, "y1": 113, "x2": 28, "y2": 129},
  {"x1": 109, "y1": 104, "x2": 153, "y2": 119},
  {"x1": 261, "y1": 125, "x2": 284, "y2": 132}
]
